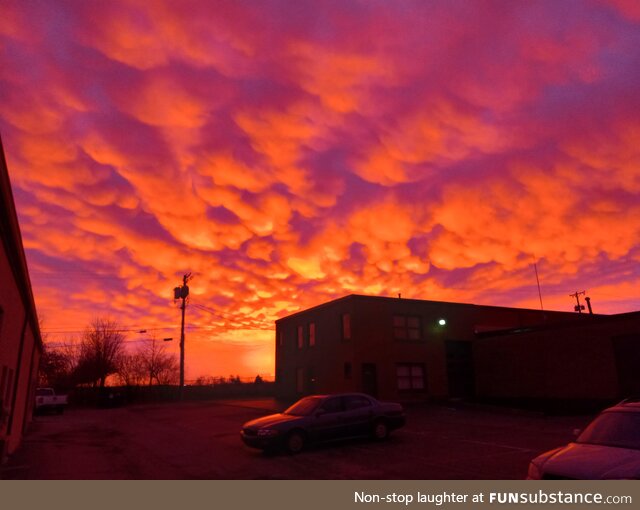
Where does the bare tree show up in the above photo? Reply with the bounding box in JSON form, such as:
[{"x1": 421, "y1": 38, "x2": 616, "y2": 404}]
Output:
[
  {"x1": 117, "y1": 352, "x2": 146, "y2": 387},
  {"x1": 139, "y1": 337, "x2": 179, "y2": 385},
  {"x1": 39, "y1": 338, "x2": 81, "y2": 390},
  {"x1": 75, "y1": 318, "x2": 125, "y2": 388}
]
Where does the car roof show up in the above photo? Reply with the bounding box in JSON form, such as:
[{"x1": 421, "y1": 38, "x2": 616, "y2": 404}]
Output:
[
  {"x1": 305, "y1": 393, "x2": 375, "y2": 400},
  {"x1": 603, "y1": 399, "x2": 640, "y2": 413}
]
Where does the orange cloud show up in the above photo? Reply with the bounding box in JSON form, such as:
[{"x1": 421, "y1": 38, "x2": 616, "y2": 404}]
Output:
[{"x1": 2, "y1": 0, "x2": 640, "y2": 379}]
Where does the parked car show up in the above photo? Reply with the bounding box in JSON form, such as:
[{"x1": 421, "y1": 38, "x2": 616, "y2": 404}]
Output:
[
  {"x1": 240, "y1": 393, "x2": 406, "y2": 453},
  {"x1": 35, "y1": 387, "x2": 68, "y2": 415},
  {"x1": 527, "y1": 399, "x2": 640, "y2": 479}
]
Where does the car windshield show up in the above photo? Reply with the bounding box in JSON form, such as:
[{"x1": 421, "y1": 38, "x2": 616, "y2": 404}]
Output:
[
  {"x1": 576, "y1": 411, "x2": 640, "y2": 450},
  {"x1": 284, "y1": 396, "x2": 323, "y2": 416}
]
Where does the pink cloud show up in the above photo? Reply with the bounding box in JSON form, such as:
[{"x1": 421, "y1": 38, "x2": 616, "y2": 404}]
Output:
[{"x1": 2, "y1": 0, "x2": 640, "y2": 377}]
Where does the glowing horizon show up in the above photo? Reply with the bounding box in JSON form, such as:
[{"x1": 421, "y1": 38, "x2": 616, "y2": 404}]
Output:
[{"x1": 2, "y1": 1, "x2": 639, "y2": 378}]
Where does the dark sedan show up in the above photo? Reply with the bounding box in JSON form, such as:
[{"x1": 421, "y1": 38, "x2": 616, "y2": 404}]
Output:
[{"x1": 240, "y1": 393, "x2": 405, "y2": 453}]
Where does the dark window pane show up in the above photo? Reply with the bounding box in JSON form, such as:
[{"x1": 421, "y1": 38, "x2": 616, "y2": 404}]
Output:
[
  {"x1": 297, "y1": 325, "x2": 304, "y2": 348},
  {"x1": 397, "y1": 365, "x2": 410, "y2": 377},
  {"x1": 398, "y1": 377, "x2": 411, "y2": 390},
  {"x1": 309, "y1": 323, "x2": 316, "y2": 346},
  {"x1": 321, "y1": 397, "x2": 344, "y2": 414},
  {"x1": 345, "y1": 395, "x2": 371, "y2": 410},
  {"x1": 393, "y1": 315, "x2": 406, "y2": 327},
  {"x1": 394, "y1": 327, "x2": 407, "y2": 339},
  {"x1": 342, "y1": 314, "x2": 351, "y2": 340}
]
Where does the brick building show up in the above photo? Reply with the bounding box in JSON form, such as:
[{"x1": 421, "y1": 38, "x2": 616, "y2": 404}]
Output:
[
  {"x1": 474, "y1": 311, "x2": 640, "y2": 410},
  {"x1": 0, "y1": 136, "x2": 42, "y2": 462},
  {"x1": 275, "y1": 294, "x2": 582, "y2": 402}
]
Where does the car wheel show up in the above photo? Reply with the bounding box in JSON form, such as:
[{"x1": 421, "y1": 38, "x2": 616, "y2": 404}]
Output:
[
  {"x1": 372, "y1": 420, "x2": 389, "y2": 440},
  {"x1": 286, "y1": 431, "x2": 305, "y2": 454}
]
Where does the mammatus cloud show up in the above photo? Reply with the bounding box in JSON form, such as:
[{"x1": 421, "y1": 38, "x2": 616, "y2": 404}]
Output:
[{"x1": 1, "y1": 0, "x2": 639, "y2": 377}]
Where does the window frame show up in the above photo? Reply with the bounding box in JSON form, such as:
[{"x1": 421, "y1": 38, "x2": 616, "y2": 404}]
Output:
[
  {"x1": 393, "y1": 314, "x2": 423, "y2": 341},
  {"x1": 396, "y1": 362, "x2": 426, "y2": 392},
  {"x1": 341, "y1": 313, "x2": 351, "y2": 341},
  {"x1": 309, "y1": 322, "x2": 316, "y2": 347}
]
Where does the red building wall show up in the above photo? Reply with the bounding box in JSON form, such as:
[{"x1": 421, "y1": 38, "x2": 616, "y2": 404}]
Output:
[
  {"x1": 275, "y1": 295, "x2": 581, "y2": 402},
  {"x1": 474, "y1": 313, "x2": 640, "y2": 406},
  {"x1": 1, "y1": 138, "x2": 42, "y2": 461}
]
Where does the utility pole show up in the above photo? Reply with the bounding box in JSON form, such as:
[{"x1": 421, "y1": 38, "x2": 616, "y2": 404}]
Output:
[
  {"x1": 174, "y1": 272, "x2": 192, "y2": 400},
  {"x1": 569, "y1": 290, "x2": 586, "y2": 313}
]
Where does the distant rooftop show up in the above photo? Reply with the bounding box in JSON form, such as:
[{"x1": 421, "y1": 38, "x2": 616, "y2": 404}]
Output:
[{"x1": 276, "y1": 293, "x2": 593, "y2": 323}]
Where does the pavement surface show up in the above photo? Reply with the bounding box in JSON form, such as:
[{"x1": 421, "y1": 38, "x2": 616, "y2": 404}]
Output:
[{"x1": 0, "y1": 398, "x2": 593, "y2": 480}]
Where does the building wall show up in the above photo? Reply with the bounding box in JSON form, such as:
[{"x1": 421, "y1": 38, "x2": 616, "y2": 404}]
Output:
[
  {"x1": 474, "y1": 314, "x2": 640, "y2": 405},
  {"x1": 275, "y1": 295, "x2": 581, "y2": 402},
  {"x1": 1, "y1": 138, "x2": 42, "y2": 462}
]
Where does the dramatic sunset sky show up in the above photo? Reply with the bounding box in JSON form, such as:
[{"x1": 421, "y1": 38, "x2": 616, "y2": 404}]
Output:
[{"x1": 1, "y1": 1, "x2": 639, "y2": 378}]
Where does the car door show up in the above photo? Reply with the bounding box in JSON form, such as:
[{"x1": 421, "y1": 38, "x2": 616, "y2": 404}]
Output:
[
  {"x1": 342, "y1": 395, "x2": 375, "y2": 436},
  {"x1": 310, "y1": 396, "x2": 347, "y2": 441}
]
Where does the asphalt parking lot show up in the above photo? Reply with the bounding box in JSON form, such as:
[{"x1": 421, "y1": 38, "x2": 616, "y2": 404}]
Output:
[{"x1": 1, "y1": 399, "x2": 593, "y2": 479}]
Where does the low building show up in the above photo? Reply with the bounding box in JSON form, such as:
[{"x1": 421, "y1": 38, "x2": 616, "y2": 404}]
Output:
[
  {"x1": 0, "y1": 136, "x2": 42, "y2": 462},
  {"x1": 475, "y1": 311, "x2": 640, "y2": 411},
  {"x1": 275, "y1": 294, "x2": 582, "y2": 402}
]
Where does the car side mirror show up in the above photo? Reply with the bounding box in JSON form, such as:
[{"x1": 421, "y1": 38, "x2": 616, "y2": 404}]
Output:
[{"x1": 572, "y1": 428, "x2": 581, "y2": 438}]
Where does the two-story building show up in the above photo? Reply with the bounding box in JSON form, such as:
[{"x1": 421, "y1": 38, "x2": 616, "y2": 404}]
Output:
[{"x1": 275, "y1": 294, "x2": 582, "y2": 402}]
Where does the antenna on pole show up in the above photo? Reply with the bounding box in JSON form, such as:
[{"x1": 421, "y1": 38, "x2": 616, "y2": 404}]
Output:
[
  {"x1": 569, "y1": 290, "x2": 586, "y2": 313},
  {"x1": 532, "y1": 255, "x2": 545, "y2": 319},
  {"x1": 533, "y1": 262, "x2": 544, "y2": 311},
  {"x1": 174, "y1": 272, "x2": 192, "y2": 400}
]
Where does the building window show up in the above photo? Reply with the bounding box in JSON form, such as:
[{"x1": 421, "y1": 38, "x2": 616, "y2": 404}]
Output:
[
  {"x1": 278, "y1": 330, "x2": 284, "y2": 347},
  {"x1": 396, "y1": 363, "x2": 425, "y2": 391},
  {"x1": 393, "y1": 315, "x2": 422, "y2": 340},
  {"x1": 309, "y1": 323, "x2": 316, "y2": 347},
  {"x1": 297, "y1": 325, "x2": 304, "y2": 349},
  {"x1": 342, "y1": 313, "x2": 351, "y2": 340},
  {"x1": 344, "y1": 362, "x2": 352, "y2": 379}
]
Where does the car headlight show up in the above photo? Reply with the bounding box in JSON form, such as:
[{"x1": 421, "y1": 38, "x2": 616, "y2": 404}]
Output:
[
  {"x1": 257, "y1": 429, "x2": 279, "y2": 437},
  {"x1": 527, "y1": 460, "x2": 542, "y2": 480}
]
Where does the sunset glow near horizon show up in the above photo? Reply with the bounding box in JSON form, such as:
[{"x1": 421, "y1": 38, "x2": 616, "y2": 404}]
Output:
[{"x1": 2, "y1": 1, "x2": 640, "y2": 379}]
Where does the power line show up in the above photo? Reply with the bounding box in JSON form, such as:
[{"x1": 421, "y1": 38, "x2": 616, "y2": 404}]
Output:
[{"x1": 42, "y1": 325, "x2": 178, "y2": 334}]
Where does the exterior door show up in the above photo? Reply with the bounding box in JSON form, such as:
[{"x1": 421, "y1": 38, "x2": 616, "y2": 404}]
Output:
[
  {"x1": 613, "y1": 334, "x2": 640, "y2": 397},
  {"x1": 445, "y1": 340, "x2": 475, "y2": 399},
  {"x1": 361, "y1": 363, "x2": 378, "y2": 398}
]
